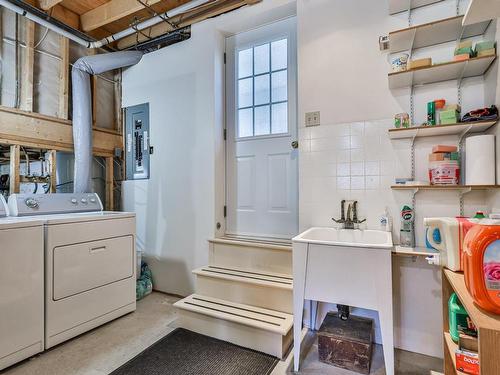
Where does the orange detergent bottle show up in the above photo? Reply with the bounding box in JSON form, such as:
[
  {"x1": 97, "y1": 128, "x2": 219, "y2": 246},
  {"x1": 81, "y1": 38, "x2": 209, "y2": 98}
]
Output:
[{"x1": 463, "y1": 220, "x2": 500, "y2": 314}]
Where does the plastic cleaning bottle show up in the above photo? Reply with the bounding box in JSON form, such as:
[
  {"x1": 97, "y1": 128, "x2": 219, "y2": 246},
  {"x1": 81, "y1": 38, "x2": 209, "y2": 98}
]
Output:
[
  {"x1": 423, "y1": 217, "x2": 479, "y2": 271},
  {"x1": 463, "y1": 220, "x2": 500, "y2": 314},
  {"x1": 379, "y1": 207, "x2": 391, "y2": 232},
  {"x1": 400, "y1": 205, "x2": 415, "y2": 247}
]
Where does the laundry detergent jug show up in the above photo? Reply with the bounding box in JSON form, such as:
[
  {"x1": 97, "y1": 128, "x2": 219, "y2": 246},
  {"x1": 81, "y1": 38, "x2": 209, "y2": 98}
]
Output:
[
  {"x1": 423, "y1": 217, "x2": 479, "y2": 271},
  {"x1": 463, "y1": 220, "x2": 500, "y2": 314}
]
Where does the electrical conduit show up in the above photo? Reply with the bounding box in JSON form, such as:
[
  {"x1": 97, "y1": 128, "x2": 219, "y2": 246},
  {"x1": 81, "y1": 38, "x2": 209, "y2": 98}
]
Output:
[{"x1": 0, "y1": 0, "x2": 210, "y2": 48}]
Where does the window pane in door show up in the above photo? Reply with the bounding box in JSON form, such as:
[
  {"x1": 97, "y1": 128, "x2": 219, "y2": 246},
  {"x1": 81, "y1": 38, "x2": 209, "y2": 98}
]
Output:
[
  {"x1": 271, "y1": 70, "x2": 287, "y2": 102},
  {"x1": 254, "y1": 44, "x2": 270, "y2": 75},
  {"x1": 272, "y1": 102, "x2": 288, "y2": 134},
  {"x1": 254, "y1": 74, "x2": 270, "y2": 105},
  {"x1": 238, "y1": 78, "x2": 253, "y2": 108},
  {"x1": 254, "y1": 105, "x2": 270, "y2": 136},
  {"x1": 238, "y1": 48, "x2": 253, "y2": 78},
  {"x1": 238, "y1": 108, "x2": 253, "y2": 137},
  {"x1": 271, "y1": 39, "x2": 287, "y2": 71}
]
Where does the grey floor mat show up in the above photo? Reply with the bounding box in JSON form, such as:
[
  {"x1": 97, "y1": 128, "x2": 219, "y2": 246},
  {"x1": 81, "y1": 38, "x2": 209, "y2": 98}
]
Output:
[{"x1": 110, "y1": 328, "x2": 279, "y2": 375}]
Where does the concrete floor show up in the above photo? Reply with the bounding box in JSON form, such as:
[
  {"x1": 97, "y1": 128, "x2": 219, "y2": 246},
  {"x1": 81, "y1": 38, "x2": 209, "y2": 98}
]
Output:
[{"x1": 2, "y1": 292, "x2": 443, "y2": 375}]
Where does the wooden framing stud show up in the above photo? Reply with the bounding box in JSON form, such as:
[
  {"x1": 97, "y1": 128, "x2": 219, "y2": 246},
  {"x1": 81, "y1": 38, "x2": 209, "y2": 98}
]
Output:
[
  {"x1": 58, "y1": 36, "x2": 70, "y2": 119},
  {"x1": 48, "y1": 150, "x2": 57, "y2": 193},
  {"x1": 20, "y1": 19, "x2": 35, "y2": 112},
  {"x1": 9, "y1": 145, "x2": 21, "y2": 194},
  {"x1": 105, "y1": 156, "x2": 114, "y2": 211}
]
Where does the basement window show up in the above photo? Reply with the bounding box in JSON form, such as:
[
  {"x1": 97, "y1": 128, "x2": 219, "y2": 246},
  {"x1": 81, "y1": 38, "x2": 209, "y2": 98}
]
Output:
[{"x1": 237, "y1": 39, "x2": 288, "y2": 138}]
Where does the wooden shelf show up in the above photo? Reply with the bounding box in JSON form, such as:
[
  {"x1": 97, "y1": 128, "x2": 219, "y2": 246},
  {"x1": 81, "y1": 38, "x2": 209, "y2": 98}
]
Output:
[
  {"x1": 442, "y1": 269, "x2": 500, "y2": 374},
  {"x1": 444, "y1": 332, "x2": 467, "y2": 375},
  {"x1": 391, "y1": 185, "x2": 500, "y2": 191},
  {"x1": 444, "y1": 270, "x2": 500, "y2": 331},
  {"x1": 388, "y1": 0, "x2": 444, "y2": 15},
  {"x1": 388, "y1": 120, "x2": 497, "y2": 139},
  {"x1": 389, "y1": 15, "x2": 491, "y2": 53},
  {"x1": 463, "y1": 0, "x2": 500, "y2": 26},
  {"x1": 392, "y1": 245, "x2": 439, "y2": 256},
  {"x1": 388, "y1": 55, "x2": 496, "y2": 89}
]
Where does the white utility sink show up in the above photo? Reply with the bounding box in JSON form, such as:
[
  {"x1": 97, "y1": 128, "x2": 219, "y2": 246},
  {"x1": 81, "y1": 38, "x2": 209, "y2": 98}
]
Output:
[
  {"x1": 292, "y1": 227, "x2": 393, "y2": 249},
  {"x1": 292, "y1": 227, "x2": 395, "y2": 374}
]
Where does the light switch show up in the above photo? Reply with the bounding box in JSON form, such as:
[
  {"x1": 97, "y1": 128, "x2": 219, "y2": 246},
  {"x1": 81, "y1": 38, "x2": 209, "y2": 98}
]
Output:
[{"x1": 305, "y1": 111, "x2": 320, "y2": 127}]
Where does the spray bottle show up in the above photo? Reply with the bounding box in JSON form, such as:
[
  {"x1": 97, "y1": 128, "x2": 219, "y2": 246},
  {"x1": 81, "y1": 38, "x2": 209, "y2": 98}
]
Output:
[{"x1": 400, "y1": 205, "x2": 415, "y2": 247}]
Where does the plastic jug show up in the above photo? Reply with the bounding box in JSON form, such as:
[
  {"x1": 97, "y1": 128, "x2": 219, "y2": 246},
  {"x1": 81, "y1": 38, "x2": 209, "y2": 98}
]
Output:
[
  {"x1": 463, "y1": 220, "x2": 500, "y2": 314},
  {"x1": 423, "y1": 217, "x2": 478, "y2": 271},
  {"x1": 448, "y1": 293, "x2": 476, "y2": 342}
]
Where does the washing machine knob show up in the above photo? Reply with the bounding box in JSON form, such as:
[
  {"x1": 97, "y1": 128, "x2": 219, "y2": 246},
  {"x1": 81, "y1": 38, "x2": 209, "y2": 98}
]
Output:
[
  {"x1": 90, "y1": 198, "x2": 96, "y2": 203},
  {"x1": 70, "y1": 198, "x2": 78, "y2": 204},
  {"x1": 25, "y1": 198, "x2": 39, "y2": 209},
  {"x1": 81, "y1": 198, "x2": 88, "y2": 204}
]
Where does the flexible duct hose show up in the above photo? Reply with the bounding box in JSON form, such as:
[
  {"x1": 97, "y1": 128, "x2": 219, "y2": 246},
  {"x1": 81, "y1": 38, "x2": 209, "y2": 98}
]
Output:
[{"x1": 72, "y1": 51, "x2": 143, "y2": 193}]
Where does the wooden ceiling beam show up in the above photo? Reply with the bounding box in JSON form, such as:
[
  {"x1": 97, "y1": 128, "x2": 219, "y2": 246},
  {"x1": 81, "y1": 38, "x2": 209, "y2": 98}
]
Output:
[
  {"x1": 50, "y1": 4, "x2": 81, "y2": 29},
  {"x1": 38, "y1": 0, "x2": 63, "y2": 10},
  {"x1": 80, "y1": 0, "x2": 188, "y2": 32}
]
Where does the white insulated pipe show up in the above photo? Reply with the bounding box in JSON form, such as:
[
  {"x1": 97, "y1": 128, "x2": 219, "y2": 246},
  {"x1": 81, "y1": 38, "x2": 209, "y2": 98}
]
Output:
[{"x1": 0, "y1": 0, "x2": 210, "y2": 49}]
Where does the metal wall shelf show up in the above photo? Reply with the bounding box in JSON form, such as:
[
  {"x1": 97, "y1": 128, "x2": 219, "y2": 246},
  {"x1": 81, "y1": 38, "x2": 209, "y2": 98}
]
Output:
[
  {"x1": 388, "y1": 55, "x2": 496, "y2": 89},
  {"x1": 391, "y1": 185, "x2": 500, "y2": 190},
  {"x1": 389, "y1": 15, "x2": 491, "y2": 53},
  {"x1": 388, "y1": 0, "x2": 444, "y2": 15},
  {"x1": 388, "y1": 120, "x2": 497, "y2": 139}
]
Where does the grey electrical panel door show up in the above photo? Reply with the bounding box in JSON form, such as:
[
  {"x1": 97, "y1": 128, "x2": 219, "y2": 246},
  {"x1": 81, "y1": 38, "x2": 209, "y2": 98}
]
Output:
[{"x1": 125, "y1": 103, "x2": 150, "y2": 180}]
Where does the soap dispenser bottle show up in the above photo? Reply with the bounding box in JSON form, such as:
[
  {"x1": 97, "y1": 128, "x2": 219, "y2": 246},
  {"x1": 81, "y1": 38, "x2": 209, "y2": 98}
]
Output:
[{"x1": 380, "y1": 207, "x2": 392, "y2": 232}]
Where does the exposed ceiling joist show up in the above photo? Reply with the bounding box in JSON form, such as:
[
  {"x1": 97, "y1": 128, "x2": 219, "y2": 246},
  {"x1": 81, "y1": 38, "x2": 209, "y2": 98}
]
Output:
[
  {"x1": 81, "y1": 0, "x2": 176, "y2": 32},
  {"x1": 117, "y1": 0, "x2": 259, "y2": 49},
  {"x1": 38, "y1": 0, "x2": 63, "y2": 10}
]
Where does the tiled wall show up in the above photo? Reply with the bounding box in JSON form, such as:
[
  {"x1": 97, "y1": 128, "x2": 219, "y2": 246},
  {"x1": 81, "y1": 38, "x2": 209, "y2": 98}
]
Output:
[{"x1": 299, "y1": 119, "x2": 400, "y2": 232}]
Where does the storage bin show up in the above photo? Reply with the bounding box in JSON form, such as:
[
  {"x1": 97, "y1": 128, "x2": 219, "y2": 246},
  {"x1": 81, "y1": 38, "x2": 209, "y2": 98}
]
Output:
[{"x1": 318, "y1": 312, "x2": 373, "y2": 374}]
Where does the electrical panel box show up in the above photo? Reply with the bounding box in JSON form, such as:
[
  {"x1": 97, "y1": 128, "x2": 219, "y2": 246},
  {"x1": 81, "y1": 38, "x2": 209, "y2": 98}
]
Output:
[{"x1": 125, "y1": 103, "x2": 150, "y2": 180}]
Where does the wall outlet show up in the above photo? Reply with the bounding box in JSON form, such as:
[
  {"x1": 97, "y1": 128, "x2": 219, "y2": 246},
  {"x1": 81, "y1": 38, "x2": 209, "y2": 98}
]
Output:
[{"x1": 305, "y1": 111, "x2": 320, "y2": 127}]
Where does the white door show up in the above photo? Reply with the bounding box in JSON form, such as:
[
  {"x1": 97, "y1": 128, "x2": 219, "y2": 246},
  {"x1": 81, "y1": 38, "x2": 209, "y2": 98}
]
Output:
[{"x1": 226, "y1": 17, "x2": 298, "y2": 239}]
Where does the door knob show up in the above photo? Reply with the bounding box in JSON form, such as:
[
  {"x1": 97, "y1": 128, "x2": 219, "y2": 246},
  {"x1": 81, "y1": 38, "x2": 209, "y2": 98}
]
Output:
[{"x1": 291, "y1": 141, "x2": 299, "y2": 149}]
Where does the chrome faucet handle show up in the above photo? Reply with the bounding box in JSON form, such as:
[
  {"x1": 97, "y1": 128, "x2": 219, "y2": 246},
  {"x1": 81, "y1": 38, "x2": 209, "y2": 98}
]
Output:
[
  {"x1": 332, "y1": 218, "x2": 345, "y2": 223},
  {"x1": 354, "y1": 218, "x2": 366, "y2": 224}
]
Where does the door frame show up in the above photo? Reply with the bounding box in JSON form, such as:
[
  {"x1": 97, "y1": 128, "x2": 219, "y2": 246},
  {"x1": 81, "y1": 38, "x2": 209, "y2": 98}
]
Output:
[{"x1": 223, "y1": 17, "x2": 298, "y2": 239}]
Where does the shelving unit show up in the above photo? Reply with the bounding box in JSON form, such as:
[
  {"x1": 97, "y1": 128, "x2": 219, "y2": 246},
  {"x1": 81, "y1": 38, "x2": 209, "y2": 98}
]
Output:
[
  {"x1": 463, "y1": 0, "x2": 500, "y2": 26},
  {"x1": 388, "y1": 0, "x2": 443, "y2": 15},
  {"x1": 389, "y1": 15, "x2": 491, "y2": 53},
  {"x1": 442, "y1": 269, "x2": 500, "y2": 374},
  {"x1": 391, "y1": 185, "x2": 500, "y2": 191},
  {"x1": 388, "y1": 120, "x2": 497, "y2": 139},
  {"x1": 388, "y1": 55, "x2": 496, "y2": 89}
]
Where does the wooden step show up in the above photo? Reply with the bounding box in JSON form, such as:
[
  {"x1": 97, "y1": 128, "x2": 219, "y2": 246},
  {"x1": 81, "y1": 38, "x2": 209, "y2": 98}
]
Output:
[
  {"x1": 174, "y1": 294, "x2": 293, "y2": 358},
  {"x1": 193, "y1": 266, "x2": 293, "y2": 313},
  {"x1": 208, "y1": 238, "x2": 292, "y2": 276}
]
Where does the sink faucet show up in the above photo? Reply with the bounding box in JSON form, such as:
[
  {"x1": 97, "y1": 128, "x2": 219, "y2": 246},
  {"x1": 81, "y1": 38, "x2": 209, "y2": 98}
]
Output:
[{"x1": 332, "y1": 200, "x2": 366, "y2": 229}]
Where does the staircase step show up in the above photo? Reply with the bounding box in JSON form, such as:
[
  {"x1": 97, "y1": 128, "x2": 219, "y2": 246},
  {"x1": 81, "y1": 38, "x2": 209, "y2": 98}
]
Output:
[
  {"x1": 208, "y1": 238, "x2": 292, "y2": 276},
  {"x1": 174, "y1": 294, "x2": 293, "y2": 358},
  {"x1": 194, "y1": 266, "x2": 293, "y2": 313}
]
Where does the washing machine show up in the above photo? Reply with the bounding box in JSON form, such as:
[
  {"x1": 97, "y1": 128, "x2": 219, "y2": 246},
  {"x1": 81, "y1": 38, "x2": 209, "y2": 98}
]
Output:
[
  {"x1": 0, "y1": 195, "x2": 44, "y2": 370},
  {"x1": 8, "y1": 193, "x2": 136, "y2": 349}
]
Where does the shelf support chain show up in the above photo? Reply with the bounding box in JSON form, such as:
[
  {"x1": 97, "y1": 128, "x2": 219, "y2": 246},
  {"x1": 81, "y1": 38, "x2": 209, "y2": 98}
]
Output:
[{"x1": 459, "y1": 187, "x2": 472, "y2": 216}]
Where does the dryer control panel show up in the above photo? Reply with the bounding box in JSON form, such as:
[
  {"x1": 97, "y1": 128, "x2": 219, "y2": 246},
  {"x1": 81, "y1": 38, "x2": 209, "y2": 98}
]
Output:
[
  {"x1": 0, "y1": 195, "x2": 7, "y2": 217},
  {"x1": 8, "y1": 193, "x2": 103, "y2": 216}
]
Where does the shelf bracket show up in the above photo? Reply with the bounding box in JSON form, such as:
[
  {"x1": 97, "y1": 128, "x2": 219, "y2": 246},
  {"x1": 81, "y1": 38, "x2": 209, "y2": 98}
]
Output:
[
  {"x1": 410, "y1": 131, "x2": 418, "y2": 180},
  {"x1": 412, "y1": 187, "x2": 420, "y2": 210},
  {"x1": 459, "y1": 187, "x2": 472, "y2": 216}
]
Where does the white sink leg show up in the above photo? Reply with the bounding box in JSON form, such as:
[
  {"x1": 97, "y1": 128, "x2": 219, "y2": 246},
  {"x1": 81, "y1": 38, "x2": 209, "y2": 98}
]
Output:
[
  {"x1": 293, "y1": 243, "x2": 308, "y2": 372},
  {"x1": 376, "y1": 253, "x2": 394, "y2": 375}
]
